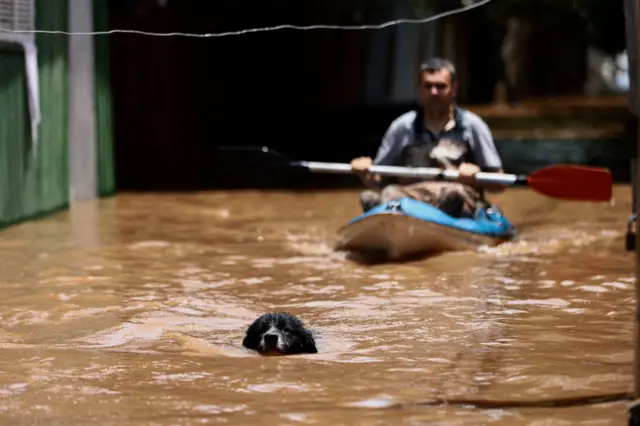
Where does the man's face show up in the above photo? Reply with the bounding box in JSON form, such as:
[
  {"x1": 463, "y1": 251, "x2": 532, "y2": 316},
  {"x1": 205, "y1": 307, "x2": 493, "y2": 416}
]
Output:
[{"x1": 418, "y1": 68, "x2": 456, "y2": 110}]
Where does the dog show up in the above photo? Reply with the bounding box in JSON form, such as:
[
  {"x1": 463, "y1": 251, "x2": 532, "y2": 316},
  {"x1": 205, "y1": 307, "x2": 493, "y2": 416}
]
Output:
[{"x1": 242, "y1": 312, "x2": 317, "y2": 355}]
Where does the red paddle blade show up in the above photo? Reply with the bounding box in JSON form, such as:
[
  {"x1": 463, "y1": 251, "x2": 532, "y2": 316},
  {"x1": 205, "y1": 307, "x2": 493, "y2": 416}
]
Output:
[{"x1": 527, "y1": 164, "x2": 613, "y2": 202}]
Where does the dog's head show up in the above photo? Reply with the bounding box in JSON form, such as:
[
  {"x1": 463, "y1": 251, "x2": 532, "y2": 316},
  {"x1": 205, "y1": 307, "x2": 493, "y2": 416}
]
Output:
[{"x1": 242, "y1": 312, "x2": 317, "y2": 355}]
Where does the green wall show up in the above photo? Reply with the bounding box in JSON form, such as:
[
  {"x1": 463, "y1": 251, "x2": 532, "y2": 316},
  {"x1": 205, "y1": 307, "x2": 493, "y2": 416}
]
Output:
[
  {"x1": 0, "y1": 1, "x2": 69, "y2": 228},
  {"x1": 0, "y1": 0, "x2": 115, "y2": 228},
  {"x1": 94, "y1": 0, "x2": 115, "y2": 197}
]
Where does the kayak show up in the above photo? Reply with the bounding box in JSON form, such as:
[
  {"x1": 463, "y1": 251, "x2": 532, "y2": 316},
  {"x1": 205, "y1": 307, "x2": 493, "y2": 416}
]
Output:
[{"x1": 334, "y1": 197, "x2": 517, "y2": 261}]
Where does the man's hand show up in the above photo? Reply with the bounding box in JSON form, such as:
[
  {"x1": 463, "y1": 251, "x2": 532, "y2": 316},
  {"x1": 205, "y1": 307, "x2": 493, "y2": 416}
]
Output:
[
  {"x1": 351, "y1": 156, "x2": 381, "y2": 188},
  {"x1": 457, "y1": 162, "x2": 507, "y2": 192},
  {"x1": 457, "y1": 162, "x2": 480, "y2": 185},
  {"x1": 351, "y1": 156, "x2": 373, "y2": 174}
]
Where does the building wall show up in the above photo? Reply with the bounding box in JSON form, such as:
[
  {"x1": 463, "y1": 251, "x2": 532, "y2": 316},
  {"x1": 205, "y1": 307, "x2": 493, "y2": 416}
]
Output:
[
  {"x1": 364, "y1": 0, "x2": 442, "y2": 105},
  {"x1": 0, "y1": 0, "x2": 115, "y2": 228},
  {"x1": 94, "y1": 0, "x2": 116, "y2": 197},
  {"x1": 0, "y1": 0, "x2": 69, "y2": 228}
]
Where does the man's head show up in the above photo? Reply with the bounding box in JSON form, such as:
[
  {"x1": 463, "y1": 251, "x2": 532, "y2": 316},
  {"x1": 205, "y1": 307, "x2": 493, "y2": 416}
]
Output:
[{"x1": 418, "y1": 57, "x2": 457, "y2": 111}]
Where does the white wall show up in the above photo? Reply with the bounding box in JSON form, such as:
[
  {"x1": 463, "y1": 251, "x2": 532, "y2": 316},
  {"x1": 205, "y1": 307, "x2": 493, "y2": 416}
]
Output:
[{"x1": 68, "y1": 0, "x2": 97, "y2": 201}]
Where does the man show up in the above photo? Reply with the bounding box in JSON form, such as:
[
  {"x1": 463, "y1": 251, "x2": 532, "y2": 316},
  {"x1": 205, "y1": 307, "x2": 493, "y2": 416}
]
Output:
[{"x1": 351, "y1": 57, "x2": 506, "y2": 218}]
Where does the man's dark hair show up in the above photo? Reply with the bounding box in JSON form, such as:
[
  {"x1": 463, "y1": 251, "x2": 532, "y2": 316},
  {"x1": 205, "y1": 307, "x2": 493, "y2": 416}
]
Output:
[{"x1": 419, "y1": 57, "x2": 457, "y2": 85}]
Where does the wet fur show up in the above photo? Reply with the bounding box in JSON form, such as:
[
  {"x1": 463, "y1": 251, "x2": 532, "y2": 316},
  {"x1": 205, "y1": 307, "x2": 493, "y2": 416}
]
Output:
[{"x1": 242, "y1": 312, "x2": 317, "y2": 355}]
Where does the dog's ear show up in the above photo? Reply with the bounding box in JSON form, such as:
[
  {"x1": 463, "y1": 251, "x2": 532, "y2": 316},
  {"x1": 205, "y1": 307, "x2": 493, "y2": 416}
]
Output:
[
  {"x1": 242, "y1": 320, "x2": 262, "y2": 350},
  {"x1": 300, "y1": 330, "x2": 318, "y2": 354}
]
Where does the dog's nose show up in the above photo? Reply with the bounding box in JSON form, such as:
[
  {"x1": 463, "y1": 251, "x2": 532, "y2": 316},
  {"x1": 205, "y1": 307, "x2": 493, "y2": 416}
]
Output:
[{"x1": 264, "y1": 334, "x2": 278, "y2": 345}]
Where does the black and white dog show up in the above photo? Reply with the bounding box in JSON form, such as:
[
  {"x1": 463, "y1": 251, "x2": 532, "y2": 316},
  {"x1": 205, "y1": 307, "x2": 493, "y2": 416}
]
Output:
[{"x1": 242, "y1": 312, "x2": 317, "y2": 355}]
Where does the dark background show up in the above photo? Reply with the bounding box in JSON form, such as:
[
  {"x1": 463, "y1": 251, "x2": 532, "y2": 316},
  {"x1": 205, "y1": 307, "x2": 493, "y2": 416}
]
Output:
[{"x1": 107, "y1": 0, "x2": 632, "y2": 190}]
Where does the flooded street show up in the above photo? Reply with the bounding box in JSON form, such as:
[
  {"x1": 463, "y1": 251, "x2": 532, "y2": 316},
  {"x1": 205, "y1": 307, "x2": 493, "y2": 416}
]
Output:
[{"x1": 0, "y1": 185, "x2": 634, "y2": 425}]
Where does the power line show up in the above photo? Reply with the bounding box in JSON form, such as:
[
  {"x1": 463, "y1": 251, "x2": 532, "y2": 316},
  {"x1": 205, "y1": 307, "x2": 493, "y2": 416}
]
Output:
[{"x1": 0, "y1": 0, "x2": 491, "y2": 38}]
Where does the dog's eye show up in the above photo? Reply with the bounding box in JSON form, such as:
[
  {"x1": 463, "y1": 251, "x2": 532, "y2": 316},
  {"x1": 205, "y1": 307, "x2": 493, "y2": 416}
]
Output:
[{"x1": 282, "y1": 326, "x2": 292, "y2": 334}]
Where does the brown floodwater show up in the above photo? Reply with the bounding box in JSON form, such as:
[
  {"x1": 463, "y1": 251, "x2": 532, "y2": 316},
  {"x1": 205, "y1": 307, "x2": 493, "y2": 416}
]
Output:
[{"x1": 0, "y1": 185, "x2": 635, "y2": 425}]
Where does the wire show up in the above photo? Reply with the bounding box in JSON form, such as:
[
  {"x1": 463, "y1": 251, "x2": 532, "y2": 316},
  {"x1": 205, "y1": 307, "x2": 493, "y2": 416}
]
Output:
[{"x1": 0, "y1": 0, "x2": 491, "y2": 38}]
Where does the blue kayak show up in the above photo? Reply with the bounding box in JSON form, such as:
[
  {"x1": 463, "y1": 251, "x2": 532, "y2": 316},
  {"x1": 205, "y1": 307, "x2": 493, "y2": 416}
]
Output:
[{"x1": 335, "y1": 197, "x2": 517, "y2": 260}]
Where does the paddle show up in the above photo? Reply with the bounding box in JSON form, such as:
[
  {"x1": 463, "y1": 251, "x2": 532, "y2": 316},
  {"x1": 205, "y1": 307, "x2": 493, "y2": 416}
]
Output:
[{"x1": 216, "y1": 146, "x2": 613, "y2": 202}]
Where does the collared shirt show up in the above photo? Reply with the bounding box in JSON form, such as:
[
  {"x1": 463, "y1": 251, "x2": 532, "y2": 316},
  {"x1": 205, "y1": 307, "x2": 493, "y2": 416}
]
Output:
[{"x1": 373, "y1": 106, "x2": 502, "y2": 172}]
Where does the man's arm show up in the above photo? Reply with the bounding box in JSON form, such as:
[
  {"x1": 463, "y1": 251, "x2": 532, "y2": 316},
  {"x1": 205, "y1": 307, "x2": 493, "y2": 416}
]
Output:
[{"x1": 467, "y1": 115, "x2": 506, "y2": 193}]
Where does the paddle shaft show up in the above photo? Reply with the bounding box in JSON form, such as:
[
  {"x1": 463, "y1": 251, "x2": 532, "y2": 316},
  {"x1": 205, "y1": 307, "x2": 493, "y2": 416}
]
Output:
[
  {"x1": 215, "y1": 145, "x2": 612, "y2": 201},
  {"x1": 291, "y1": 161, "x2": 526, "y2": 186}
]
